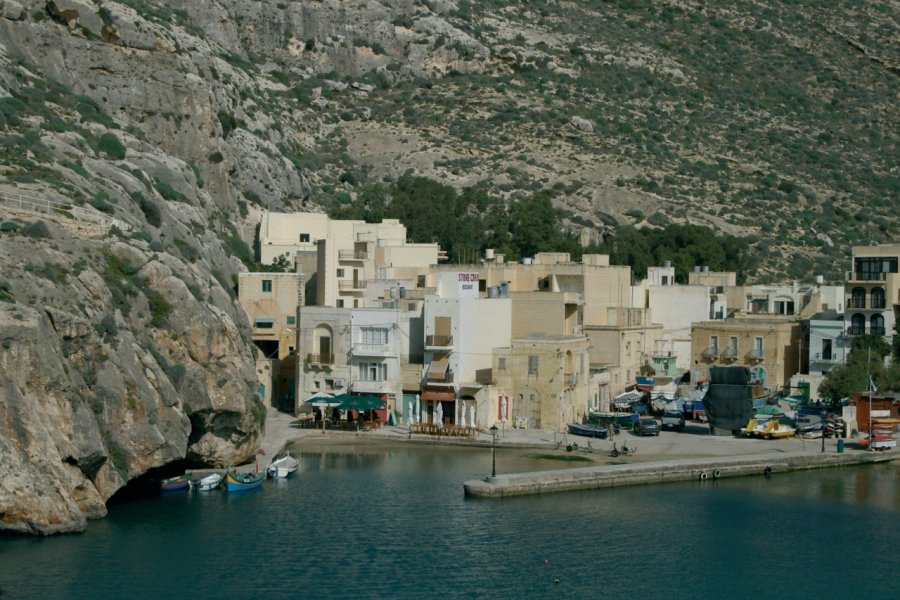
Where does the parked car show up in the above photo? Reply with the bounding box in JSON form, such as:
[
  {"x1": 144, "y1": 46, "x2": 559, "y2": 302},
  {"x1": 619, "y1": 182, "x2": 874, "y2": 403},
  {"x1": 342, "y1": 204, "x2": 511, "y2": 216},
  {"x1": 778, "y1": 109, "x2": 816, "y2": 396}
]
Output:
[
  {"x1": 633, "y1": 416, "x2": 660, "y2": 436},
  {"x1": 661, "y1": 410, "x2": 686, "y2": 432}
]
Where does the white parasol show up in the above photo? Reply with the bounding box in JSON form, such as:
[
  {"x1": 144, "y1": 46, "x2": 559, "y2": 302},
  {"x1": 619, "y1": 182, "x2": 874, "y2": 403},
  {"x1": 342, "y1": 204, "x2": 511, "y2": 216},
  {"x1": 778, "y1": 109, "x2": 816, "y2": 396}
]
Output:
[
  {"x1": 435, "y1": 402, "x2": 443, "y2": 429},
  {"x1": 468, "y1": 404, "x2": 476, "y2": 429},
  {"x1": 459, "y1": 404, "x2": 466, "y2": 427},
  {"x1": 500, "y1": 396, "x2": 508, "y2": 423},
  {"x1": 415, "y1": 394, "x2": 421, "y2": 425}
]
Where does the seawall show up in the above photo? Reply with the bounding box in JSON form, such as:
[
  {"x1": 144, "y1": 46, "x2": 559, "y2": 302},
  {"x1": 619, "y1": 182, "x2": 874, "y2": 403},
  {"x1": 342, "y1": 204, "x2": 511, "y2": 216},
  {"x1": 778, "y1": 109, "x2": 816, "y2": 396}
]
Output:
[{"x1": 463, "y1": 450, "x2": 896, "y2": 498}]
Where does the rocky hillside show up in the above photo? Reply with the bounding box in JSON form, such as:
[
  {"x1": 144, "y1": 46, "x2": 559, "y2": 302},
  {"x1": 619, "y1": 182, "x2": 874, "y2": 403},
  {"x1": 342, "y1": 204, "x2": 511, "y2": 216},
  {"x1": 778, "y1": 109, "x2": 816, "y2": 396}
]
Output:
[{"x1": 0, "y1": 0, "x2": 896, "y2": 532}]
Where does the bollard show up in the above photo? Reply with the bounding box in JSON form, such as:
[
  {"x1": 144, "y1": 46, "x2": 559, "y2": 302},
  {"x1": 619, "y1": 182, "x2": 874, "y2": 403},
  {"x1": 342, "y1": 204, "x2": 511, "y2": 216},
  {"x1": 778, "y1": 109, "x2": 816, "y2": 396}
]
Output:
[{"x1": 837, "y1": 439, "x2": 844, "y2": 453}]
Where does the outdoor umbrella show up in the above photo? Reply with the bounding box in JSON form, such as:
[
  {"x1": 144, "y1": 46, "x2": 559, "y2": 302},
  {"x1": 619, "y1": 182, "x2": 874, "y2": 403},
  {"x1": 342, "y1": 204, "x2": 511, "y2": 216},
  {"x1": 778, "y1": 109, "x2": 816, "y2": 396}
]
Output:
[
  {"x1": 302, "y1": 393, "x2": 342, "y2": 431},
  {"x1": 459, "y1": 405, "x2": 466, "y2": 427},
  {"x1": 435, "y1": 402, "x2": 443, "y2": 429}
]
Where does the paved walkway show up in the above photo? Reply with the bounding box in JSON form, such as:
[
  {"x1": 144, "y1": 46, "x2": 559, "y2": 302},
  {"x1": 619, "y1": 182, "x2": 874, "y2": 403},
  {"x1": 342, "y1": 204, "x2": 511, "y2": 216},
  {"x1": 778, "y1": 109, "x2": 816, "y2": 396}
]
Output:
[{"x1": 257, "y1": 411, "x2": 892, "y2": 466}]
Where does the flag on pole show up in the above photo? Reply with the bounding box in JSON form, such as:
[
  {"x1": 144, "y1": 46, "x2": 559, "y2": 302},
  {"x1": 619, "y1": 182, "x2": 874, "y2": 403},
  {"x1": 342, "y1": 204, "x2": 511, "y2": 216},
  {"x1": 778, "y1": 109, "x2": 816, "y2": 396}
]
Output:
[{"x1": 869, "y1": 375, "x2": 877, "y2": 393}]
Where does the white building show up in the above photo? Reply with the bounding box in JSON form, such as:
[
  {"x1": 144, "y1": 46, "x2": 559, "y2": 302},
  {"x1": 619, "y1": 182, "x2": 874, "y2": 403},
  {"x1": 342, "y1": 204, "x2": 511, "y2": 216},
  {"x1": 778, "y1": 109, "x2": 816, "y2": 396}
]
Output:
[{"x1": 421, "y1": 272, "x2": 512, "y2": 429}]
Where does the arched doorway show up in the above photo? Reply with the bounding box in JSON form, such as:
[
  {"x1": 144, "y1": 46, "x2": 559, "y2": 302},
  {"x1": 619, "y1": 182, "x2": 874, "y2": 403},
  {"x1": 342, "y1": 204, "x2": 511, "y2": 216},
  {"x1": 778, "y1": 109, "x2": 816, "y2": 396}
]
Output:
[
  {"x1": 871, "y1": 287, "x2": 885, "y2": 309},
  {"x1": 851, "y1": 287, "x2": 866, "y2": 309}
]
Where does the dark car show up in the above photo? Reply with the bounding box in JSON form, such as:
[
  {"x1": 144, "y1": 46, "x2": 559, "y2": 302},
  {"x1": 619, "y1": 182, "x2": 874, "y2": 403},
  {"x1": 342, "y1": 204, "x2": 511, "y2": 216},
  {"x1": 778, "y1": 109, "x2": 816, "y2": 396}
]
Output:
[
  {"x1": 661, "y1": 410, "x2": 686, "y2": 431},
  {"x1": 633, "y1": 416, "x2": 660, "y2": 436}
]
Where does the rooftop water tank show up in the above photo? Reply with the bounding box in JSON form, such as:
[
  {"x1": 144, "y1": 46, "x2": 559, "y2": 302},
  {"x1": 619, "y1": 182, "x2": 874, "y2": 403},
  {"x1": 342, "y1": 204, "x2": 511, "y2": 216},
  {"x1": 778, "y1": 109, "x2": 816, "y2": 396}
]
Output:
[
  {"x1": 488, "y1": 286, "x2": 500, "y2": 298},
  {"x1": 664, "y1": 260, "x2": 672, "y2": 268},
  {"x1": 500, "y1": 281, "x2": 509, "y2": 297},
  {"x1": 485, "y1": 248, "x2": 495, "y2": 260},
  {"x1": 522, "y1": 257, "x2": 533, "y2": 265}
]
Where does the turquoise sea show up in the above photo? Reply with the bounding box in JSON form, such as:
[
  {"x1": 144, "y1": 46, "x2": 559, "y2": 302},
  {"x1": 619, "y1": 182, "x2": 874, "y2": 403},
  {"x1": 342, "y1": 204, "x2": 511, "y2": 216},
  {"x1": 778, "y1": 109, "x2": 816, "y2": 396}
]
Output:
[{"x1": 1, "y1": 444, "x2": 897, "y2": 599}]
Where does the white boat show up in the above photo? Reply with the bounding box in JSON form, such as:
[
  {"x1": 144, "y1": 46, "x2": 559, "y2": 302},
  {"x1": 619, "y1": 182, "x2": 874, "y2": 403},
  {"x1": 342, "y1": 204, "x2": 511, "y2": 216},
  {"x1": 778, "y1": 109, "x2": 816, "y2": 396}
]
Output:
[
  {"x1": 195, "y1": 471, "x2": 224, "y2": 491},
  {"x1": 267, "y1": 453, "x2": 299, "y2": 479}
]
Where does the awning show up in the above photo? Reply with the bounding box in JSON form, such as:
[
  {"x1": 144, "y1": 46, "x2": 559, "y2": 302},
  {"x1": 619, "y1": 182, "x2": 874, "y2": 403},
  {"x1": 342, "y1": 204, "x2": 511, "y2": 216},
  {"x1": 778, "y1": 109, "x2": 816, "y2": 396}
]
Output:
[
  {"x1": 427, "y1": 354, "x2": 449, "y2": 381},
  {"x1": 255, "y1": 317, "x2": 275, "y2": 325},
  {"x1": 421, "y1": 388, "x2": 456, "y2": 402}
]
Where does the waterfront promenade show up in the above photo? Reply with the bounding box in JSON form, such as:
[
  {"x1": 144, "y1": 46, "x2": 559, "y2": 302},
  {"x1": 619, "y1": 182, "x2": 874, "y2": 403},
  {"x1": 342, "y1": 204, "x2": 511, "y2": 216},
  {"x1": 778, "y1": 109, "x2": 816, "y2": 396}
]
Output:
[{"x1": 258, "y1": 408, "x2": 897, "y2": 490}]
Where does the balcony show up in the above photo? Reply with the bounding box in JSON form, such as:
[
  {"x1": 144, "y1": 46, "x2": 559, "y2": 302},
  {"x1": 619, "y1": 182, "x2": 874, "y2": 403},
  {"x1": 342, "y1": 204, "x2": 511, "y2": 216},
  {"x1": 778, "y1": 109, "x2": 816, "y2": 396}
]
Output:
[
  {"x1": 351, "y1": 344, "x2": 395, "y2": 358},
  {"x1": 338, "y1": 279, "x2": 367, "y2": 291},
  {"x1": 306, "y1": 353, "x2": 334, "y2": 366},
  {"x1": 748, "y1": 349, "x2": 764, "y2": 360},
  {"x1": 701, "y1": 347, "x2": 719, "y2": 359},
  {"x1": 723, "y1": 347, "x2": 739, "y2": 359},
  {"x1": 847, "y1": 296, "x2": 886, "y2": 310},
  {"x1": 338, "y1": 249, "x2": 368, "y2": 261},
  {"x1": 847, "y1": 326, "x2": 865, "y2": 336},
  {"x1": 812, "y1": 353, "x2": 837, "y2": 363},
  {"x1": 871, "y1": 327, "x2": 886, "y2": 336},
  {"x1": 562, "y1": 292, "x2": 583, "y2": 305},
  {"x1": 351, "y1": 378, "x2": 391, "y2": 394},
  {"x1": 846, "y1": 271, "x2": 887, "y2": 282},
  {"x1": 425, "y1": 335, "x2": 453, "y2": 348}
]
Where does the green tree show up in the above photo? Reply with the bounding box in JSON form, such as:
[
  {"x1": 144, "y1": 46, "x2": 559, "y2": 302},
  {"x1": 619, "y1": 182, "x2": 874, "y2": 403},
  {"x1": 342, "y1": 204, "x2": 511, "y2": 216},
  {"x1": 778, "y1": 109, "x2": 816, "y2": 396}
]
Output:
[{"x1": 819, "y1": 334, "x2": 890, "y2": 400}]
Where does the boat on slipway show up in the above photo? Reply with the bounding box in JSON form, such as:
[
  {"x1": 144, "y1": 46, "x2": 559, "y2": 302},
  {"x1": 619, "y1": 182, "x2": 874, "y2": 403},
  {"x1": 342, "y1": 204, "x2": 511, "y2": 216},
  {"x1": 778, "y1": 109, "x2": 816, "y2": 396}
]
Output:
[
  {"x1": 567, "y1": 423, "x2": 610, "y2": 439},
  {"x1": 267, "y1": 453, "x2": 299, "y2": 478}
]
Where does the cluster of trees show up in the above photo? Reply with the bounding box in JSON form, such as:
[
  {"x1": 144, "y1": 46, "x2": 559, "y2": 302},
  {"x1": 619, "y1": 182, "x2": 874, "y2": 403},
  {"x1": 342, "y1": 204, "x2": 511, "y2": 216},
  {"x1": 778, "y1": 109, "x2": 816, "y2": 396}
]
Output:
[
  {"x1": 329, "y1": 176, "x2": 582, "y2": 264},
  {"x1": 593, "y1": 223, "x2": 752, "y2": 283},
  {"x1": 818, "y1": 327, "x2": 900, "y2": 401},
  {"x1": 329, "y1": 176, "x2": 751, "y2": 282}
]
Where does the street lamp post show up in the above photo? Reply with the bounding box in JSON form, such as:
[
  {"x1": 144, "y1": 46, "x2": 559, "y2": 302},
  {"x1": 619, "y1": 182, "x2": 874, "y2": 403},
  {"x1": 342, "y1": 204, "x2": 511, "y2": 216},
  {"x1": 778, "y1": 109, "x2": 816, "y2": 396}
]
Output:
[{"x1": 490, "y1": 424, "x2": 499, "y2": 478}]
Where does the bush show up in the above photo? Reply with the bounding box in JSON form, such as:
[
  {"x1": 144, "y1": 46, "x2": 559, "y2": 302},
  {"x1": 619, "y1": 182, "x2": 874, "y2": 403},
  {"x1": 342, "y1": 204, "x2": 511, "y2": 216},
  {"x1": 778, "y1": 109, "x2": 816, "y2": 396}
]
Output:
[
  {"x1": 21, "y1": 221, "x2": 52, "y2": 238},
  {"x1": 136, "y1": 194, "x2": 162, "y2": 227},
  {"x1": 1, "y1": 221, "x2": 19, "y2": 233},
  {"x1": 208, "y1": 151, "x2": 224, "y2": 163},
  {"x1": 96, "y1": 133, "x2": 126, "y2": 159}
]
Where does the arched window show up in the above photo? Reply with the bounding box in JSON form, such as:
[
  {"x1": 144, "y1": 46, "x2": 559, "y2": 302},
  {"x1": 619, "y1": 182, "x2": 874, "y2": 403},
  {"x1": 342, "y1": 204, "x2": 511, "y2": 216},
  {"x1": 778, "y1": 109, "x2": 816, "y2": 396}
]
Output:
[
  {"x1": 850, "y1": 313, "x2": 865, "y2": 336},
  {"x1": 871, "y1": 287, "x2": 885, "y2": 309},
  {"x1": 851, "y1": 287, "x2": 866, "y2": 309},
  {"x1": 870, "y1": 314, "x2": 885, "y2": 336}
]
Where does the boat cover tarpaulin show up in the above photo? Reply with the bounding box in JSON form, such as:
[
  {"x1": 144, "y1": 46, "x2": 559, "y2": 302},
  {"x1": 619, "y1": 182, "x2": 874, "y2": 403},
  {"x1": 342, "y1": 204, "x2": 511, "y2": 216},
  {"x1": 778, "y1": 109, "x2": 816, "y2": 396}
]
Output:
[{"x1": 702, "y1": 366, "x2": 754, "y2": 436}]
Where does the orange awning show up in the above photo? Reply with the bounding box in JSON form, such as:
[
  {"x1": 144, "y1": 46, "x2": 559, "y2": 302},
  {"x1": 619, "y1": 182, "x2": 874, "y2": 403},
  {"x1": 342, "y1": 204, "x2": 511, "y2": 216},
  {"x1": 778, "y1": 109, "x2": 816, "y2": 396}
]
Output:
[{"x1": 421, "y1": 387, "x2": 456, "y2": 402}]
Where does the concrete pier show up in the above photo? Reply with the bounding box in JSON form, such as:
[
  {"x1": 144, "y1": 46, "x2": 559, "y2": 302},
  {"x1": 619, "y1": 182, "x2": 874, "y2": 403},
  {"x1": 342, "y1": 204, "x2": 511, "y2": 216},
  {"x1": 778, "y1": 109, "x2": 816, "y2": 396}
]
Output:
[{"x1": 463, "y1": 450, "x2": 896, "y2": 498}]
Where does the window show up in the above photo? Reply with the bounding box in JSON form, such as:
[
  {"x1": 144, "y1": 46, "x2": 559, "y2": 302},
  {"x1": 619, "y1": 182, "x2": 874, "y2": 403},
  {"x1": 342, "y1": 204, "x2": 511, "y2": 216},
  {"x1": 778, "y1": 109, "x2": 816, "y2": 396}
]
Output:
[
  {"x1": 528, "y1": 355, "x2": 539, "y2": 375},
  {"x1": 336, "y1": 299, "x2": 344, "y2": 308},
  {"x1": 353, "y1": 299, "x2": 359, "y2": 308},
  {"x1": 286, "y1": 316, "x2": 295, "y2": 325},
  {"x1": 822, "y1": 339, "x2": 832, "y2": 361},
  {"x1": 358, "y1": 362, "x2": 387, "y2": 382},
  {"x1": 337, "y1": 268, "x2": 345, "y2": 278},
  {"x1": 262, "y1": 280, "x2": 272, "y2": 292},
  {"x1": 255, "y1": 318, "x2": 274, "y2": 329},
  {"x1": 710, "y1": 335, "x2": 719, "y2": 353},
  {"x1": 498, "y1": 358, "x2": 506, "y2": 371},
  {"x1": 728, "y1": 336, "x2": 738, "y2": 353},
  {"x1": 753, "y1": 337, "x2": 763, "y2": 357},
  {"x1": 299, "y1": 233, "x2": 310, "y2": 242},
  {"x1": 361, "y1": 328, "x2": 388, "y2": 345}
]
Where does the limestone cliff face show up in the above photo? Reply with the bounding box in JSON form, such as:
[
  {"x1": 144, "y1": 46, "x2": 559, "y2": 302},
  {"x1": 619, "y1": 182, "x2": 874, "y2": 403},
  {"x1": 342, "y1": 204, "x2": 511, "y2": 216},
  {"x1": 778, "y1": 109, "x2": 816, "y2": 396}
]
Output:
[
  {"x1": 0, "y1": 0, "x2": 474, "y2": 536},
  {"x1": 0, "y1": 219, "x2": 264, "y2": 534}
]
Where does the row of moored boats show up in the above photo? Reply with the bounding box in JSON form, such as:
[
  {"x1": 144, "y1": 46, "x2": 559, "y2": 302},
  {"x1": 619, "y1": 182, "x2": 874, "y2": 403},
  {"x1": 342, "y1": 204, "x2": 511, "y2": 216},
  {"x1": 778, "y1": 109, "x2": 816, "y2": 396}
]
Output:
[{"x1": 159, "y1": 453, "x2": 299, "y2": 493}]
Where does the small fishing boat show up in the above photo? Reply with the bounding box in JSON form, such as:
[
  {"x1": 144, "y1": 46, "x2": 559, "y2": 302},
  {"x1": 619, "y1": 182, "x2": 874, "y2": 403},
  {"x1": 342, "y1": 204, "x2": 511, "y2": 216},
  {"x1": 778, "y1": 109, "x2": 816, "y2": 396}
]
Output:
[
  {"x1": 195, "y1": 472, "x2": 224, "y2": 491},
  {"x1": 267, "y1": 453, "x2": 299, "y2": 479},
  {"x1": 160, "y1": 473, "x2": 192, "y2": 492},
  {"x1": 567, "y1": 423, "x2": 610, "y2": 439},
  {"x1": 225, "y1": 470, "x2": 265, "y2": 492}
]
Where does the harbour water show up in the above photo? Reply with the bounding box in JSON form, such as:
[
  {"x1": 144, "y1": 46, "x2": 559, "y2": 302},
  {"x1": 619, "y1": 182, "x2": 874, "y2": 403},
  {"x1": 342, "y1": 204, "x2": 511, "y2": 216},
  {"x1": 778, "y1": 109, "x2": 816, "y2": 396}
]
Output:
[{"x1": 1, "y1": 444, "x2": 897, "y2": 599}]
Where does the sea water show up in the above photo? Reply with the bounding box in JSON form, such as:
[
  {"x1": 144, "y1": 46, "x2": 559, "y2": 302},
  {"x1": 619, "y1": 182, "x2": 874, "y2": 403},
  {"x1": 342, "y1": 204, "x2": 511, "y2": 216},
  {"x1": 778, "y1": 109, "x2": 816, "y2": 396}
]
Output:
[{"x1": 1, "y1": 444, "x2": 897, "y2": 599}]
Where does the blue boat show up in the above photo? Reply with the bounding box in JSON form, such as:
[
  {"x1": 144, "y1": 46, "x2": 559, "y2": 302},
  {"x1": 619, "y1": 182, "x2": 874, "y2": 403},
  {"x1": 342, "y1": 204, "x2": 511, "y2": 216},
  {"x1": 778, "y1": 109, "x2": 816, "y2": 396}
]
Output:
[
  {"x1": 160, "y1": 474, "x2": 192, "y2": 492},
  {"x1": 225, "y1": 471, "x2": 264, "y2": 493},
  {"x1": 567, "y1": 423, "x2": 610, "y2": 439}
]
